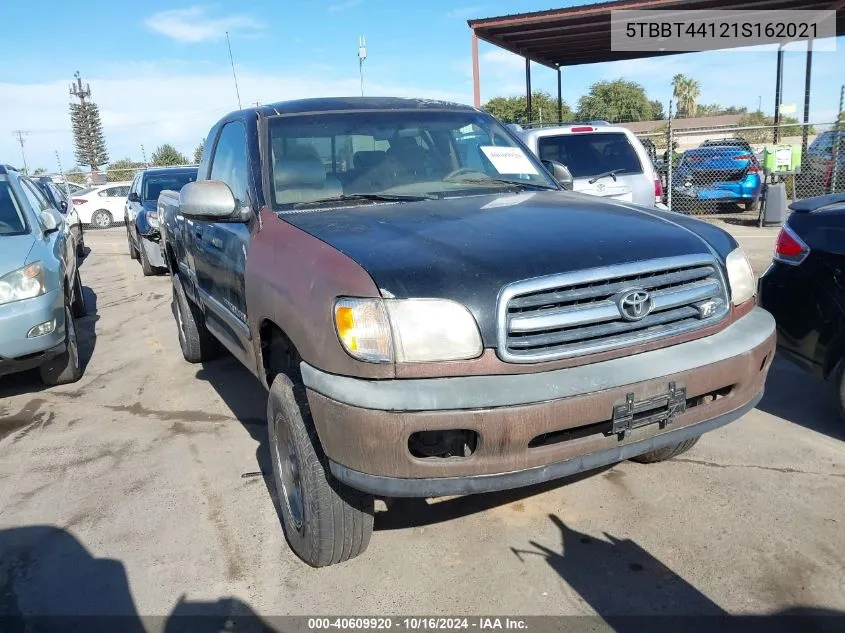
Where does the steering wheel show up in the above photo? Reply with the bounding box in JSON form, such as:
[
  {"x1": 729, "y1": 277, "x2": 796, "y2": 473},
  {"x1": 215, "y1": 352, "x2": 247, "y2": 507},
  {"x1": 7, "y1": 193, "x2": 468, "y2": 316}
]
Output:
[{"x1": 443, "y1": 168, "x2": 491, "y2": 182}]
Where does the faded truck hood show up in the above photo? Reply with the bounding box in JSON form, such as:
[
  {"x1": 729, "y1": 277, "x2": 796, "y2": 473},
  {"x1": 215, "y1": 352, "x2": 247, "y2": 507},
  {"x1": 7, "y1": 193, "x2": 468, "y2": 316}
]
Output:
[
  {"x1": 0, "y1": 234, "x2": 36, "y2": 275},
  {"x1": 282, "y1": 191, "x2": 717, "y2": 345}
]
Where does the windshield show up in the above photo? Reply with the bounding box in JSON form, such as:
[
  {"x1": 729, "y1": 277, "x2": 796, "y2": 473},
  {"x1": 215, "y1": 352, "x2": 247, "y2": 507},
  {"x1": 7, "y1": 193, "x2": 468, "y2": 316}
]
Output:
[
  {"x1": 142, "y1": 172, "x2": 197, "y2": 201},
  {"x1": 267, "y1": 110, "x2": 557, "y2": 209},
  {"x1": 537, "y1": 132, "x2": 643, "y2": 179},
  {"x1": 0, "y1": 181, "x2": 29, "y2": 236}
]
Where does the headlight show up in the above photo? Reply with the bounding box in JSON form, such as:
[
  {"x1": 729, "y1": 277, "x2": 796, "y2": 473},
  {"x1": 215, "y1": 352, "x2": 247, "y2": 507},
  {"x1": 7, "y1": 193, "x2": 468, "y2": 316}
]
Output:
[
  {"x1": 147, "y1": 210, "x2": 160, "y2": 229},
  {"x1": 334, "y1": 297, "x2": 483, "y2": 363},
  {"x1": 0, "y1": 262, "x2": 47, "y2": 306},
  {"x1": 725, "y1": 247, "x2": 755, "y2": 305}
]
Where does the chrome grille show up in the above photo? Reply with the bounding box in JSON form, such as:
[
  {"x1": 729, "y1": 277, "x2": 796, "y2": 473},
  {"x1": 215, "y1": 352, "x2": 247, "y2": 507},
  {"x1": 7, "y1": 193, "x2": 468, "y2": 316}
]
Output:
[{"x1": 497, "y1": 255, "x2": 730, "y2": 363}]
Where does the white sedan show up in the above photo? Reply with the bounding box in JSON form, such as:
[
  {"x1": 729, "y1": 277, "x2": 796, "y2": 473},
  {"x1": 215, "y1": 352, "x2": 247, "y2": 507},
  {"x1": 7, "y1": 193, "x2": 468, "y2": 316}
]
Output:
[{"x1": 71, "y1": 182, "x2": 132, "y2": 229}]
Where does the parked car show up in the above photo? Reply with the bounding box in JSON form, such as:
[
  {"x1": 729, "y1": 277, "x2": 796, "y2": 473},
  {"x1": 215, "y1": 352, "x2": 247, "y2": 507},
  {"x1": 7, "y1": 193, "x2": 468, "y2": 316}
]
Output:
[
  {"x1": 759, "y1": 193, "x2": 845, "y2": 416},
  {"x1": 672, "y1": 143, "x2": 763, "y2": 212},
  {"x1": 34, "y1": 176, "x2": 85, "y2": 257},
  {"x1": 798, "y1": 129, "x2": 845, "y2": 198},
  {"x1": 517, "y1": 123, "x2": 666, "y2": 208},
  {"x1": 160, "y1": 97, "x2": 774, "y2": 567},
  {"x1": 0, "y1": 165, "x2": 86, "y2": 386},
  {"x1": 125, "y1": 167, "x2": 198, "y2": 275},
  {"x1": 49, "y1": 179, "x2": 85, "y2": 195},
  {"x1": 71, "y1": 182, "x2": 131, "y2": 229}
]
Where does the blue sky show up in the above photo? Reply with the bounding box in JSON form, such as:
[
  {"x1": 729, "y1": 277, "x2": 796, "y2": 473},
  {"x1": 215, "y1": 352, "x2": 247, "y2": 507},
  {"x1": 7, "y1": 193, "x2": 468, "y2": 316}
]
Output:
[{"x1": 1, "y1": 0, "x2": 842, "y2": 171}]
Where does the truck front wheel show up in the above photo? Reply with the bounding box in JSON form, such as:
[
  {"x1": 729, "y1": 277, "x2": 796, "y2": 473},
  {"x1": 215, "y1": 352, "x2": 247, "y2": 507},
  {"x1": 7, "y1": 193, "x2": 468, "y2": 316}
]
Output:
[
  {"x1": 630, "y1": 436, "x2": 700, "y2": 463},
  {"x1": 267, "y1": 373, "x2": 374, "y2": 567}
]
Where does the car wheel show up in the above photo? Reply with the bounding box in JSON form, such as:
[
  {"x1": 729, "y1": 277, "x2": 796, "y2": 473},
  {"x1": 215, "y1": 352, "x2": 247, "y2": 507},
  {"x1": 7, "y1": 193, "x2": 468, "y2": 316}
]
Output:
[
  {"x1": 39, "y1": 304, "x2": 83, "y2": 386},
  {"x1": 630, "y1": 436, "x2": 701, "y2": 463},
  {"x1": 127, "y1": 229, "x2": 139, "y2": 260},
  {"x1": 71, "y1": 270, "x2": 86, "y2": 318},
  {"x1": 90, "y1": 210, "x2": 113, "y2": 229},
  {"x1": 744, "y1": 199, "x2": 760, "y2": 213},
  {"x1": 138, "y1": 235, "x2": 156, "y2": 276},
  {"x1": 171, "y1": 273, "x2": 220, "y2": 363},
  {"x1": 267, "y1": 373, "x2": 374, "y2": 567}
]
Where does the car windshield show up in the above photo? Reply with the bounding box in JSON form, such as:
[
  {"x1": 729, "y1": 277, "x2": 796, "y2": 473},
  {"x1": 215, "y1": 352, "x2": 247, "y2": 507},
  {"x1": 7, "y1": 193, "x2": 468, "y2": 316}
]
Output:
[
  {"x1": 142, "y1": 173, "x2": 197, "y2": 201},
  {"x1": 0, "y1": 181, "x2": 29, "y2": 236},
  {"x1": 267, "y1": 109, "x2": 557, "y2": 209},
  {"x1": 537, "y1": 132, "x2": 643, "y2": 179}
]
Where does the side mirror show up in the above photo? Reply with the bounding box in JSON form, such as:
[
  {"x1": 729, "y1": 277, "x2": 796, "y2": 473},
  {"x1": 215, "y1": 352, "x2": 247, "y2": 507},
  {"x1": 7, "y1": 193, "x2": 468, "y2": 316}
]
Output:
[
  {"x1": 59, "y1": 199, "x2": 68, "y2": 213},
  {"x1": 542, "y1": 160, "x2": 574, "y2": 191},
  {"x1": 128, "y1": 192, "x2": 141, "y2": 203},
  {"x1": 179, "y1": 181, "x2": 237, "y2": 220},
  {"x1": 41, "y1": 209, "x2": 62, "y2": 234}
]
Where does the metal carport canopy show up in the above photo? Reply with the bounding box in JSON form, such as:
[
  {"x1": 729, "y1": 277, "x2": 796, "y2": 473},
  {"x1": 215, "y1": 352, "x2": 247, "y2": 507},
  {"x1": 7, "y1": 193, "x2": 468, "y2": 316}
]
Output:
[{"x1": 467, "y1": 0, "x2": 845, "y2": 112}]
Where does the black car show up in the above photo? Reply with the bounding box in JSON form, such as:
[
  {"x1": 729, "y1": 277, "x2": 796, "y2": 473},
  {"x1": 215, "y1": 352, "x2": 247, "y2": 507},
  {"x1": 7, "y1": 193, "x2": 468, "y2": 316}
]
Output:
[
  {"x1": 35, "y1": 177, "x2": 85, "y2": 256},
  {"x1": 759, "y1": 193, "x2": 845, "y2": 416}
]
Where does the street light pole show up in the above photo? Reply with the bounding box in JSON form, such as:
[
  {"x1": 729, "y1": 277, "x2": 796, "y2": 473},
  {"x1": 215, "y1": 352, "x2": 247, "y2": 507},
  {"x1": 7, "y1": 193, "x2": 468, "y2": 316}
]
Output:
[{"x1": 358, "y1": 36, "x2": 367, "y2": 97}]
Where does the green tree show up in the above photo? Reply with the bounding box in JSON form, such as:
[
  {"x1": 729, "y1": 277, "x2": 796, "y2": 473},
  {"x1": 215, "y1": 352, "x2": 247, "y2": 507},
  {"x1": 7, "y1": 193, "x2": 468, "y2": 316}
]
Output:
[
  {"x1": 672, "y1": 74, "x2": 701, "y2": 118},
  {"x1": 32, "y1": 167, "x2": 47, "y2": 175},
  {"x1": 193, "y1": 139, "x2": 205, "y2": 164},
  {"x1": 696, "y1": 103, "x2": 748, "y2": 116},
  {"x1": 69, "y1": 101, "x2": 109, "y2": 169},
  {"x1": 739, "y1": 112, "x2": 813, "y2": 143},
  {"x1": 65, "y1": 168, "x2": 87, "y2": 185},
  {"x1": 151, "y1": 144, "x2": 188, "y2": 166},
  {"x1": 482, "y1": 91, "x2": 573, "y2": 124},
  {"x1": 575, "y1": 79, "x2": 654, "y2": 123},
  {"x1": 107, "y1": 158, "x2": 145, "y2": 182},
  {"x1": 649, "y1": 99, "x2": 666, "y2": 120}
]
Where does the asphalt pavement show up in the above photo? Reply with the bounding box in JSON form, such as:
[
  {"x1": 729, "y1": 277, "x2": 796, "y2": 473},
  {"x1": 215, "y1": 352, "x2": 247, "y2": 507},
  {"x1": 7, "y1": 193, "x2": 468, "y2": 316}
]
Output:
[{"x1": 0, "y1": 224, "x2": 843, "y2": 626}]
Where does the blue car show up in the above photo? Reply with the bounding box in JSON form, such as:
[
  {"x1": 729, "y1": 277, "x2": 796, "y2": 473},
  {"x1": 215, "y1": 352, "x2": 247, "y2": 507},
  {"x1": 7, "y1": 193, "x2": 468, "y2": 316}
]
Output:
[
  {"x1": 0, "y1": 165, "x2": 86, "y2": 386},
  {"x1": 672, "y1": 140, "x2": 763, "y2": 212},
  {"x1": 125, "y1": 167, "x2": 198, "y2": 276}
]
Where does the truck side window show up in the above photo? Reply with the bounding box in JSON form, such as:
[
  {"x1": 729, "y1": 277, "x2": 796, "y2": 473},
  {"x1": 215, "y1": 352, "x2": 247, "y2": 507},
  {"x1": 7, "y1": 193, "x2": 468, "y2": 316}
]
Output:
[{"x1": 210, "y1": 121, "x2": 249, "y2": 207}]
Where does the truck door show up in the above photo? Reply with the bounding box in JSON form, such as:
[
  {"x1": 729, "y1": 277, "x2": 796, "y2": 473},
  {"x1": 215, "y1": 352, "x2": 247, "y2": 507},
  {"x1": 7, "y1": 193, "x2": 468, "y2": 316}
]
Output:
[{"x1": 191, "y1": 120, "x2": 254, "y2": 367}]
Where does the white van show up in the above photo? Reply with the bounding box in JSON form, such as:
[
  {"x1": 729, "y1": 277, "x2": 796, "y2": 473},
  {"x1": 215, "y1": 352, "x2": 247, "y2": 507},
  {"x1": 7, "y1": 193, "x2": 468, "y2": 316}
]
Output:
[{"x1": 517, "y1": 123, "x2": 667, "y2": 209}]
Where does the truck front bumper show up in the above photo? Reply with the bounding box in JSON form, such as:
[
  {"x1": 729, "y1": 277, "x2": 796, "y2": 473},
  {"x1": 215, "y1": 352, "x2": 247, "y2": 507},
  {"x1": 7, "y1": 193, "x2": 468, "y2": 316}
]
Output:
[{"x1": 302, "y1": 308, "x2": 776, "y2": 497}]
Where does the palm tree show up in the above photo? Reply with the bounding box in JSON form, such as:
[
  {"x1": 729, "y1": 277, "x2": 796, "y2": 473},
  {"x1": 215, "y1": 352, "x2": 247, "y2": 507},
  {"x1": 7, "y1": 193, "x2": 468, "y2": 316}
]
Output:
[{"x1": 672, "y1": 74, "x2": 701, "y2": 118}]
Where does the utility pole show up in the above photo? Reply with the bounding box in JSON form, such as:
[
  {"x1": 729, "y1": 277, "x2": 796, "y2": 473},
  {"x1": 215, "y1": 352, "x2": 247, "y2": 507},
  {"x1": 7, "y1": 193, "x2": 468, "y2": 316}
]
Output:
[
  {"x1": 12, "y1": 130, "x2": 29, "y2": 174},
  {"x1": 226, "y1": 31, "x2": 242, "y2": 110},
  {"x1": 358, "y1": 36, "x2": 367, "y2": 97},
  {"x1": 831, "y1": 84, "x2": 844, "y2": 194}
]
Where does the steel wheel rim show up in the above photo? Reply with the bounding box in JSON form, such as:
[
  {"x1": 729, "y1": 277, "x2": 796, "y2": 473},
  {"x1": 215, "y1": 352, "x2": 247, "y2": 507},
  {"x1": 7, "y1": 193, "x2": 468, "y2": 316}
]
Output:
[{"x1": 272, "y1": 414, "x2": 304, "y2": 531}]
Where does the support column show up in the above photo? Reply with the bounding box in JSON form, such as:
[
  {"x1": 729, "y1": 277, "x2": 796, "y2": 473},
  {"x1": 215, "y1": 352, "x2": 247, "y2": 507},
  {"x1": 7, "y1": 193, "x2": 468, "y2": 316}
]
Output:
[
  {"x1": 525, "y1": 57, "x2": 532, "y2": 123},
  {"x1": 471, "y1": 32, "x2": 481, "y2": 108},
  {"x1": 557, "y1": 66, "x2": 563, "y2": 123},
  {"x1": 774, "y1": 45, "x2": 784, "y2": 143},
  {"x1": 802, "y1": 38, "x2": 813, "y2": 160}
]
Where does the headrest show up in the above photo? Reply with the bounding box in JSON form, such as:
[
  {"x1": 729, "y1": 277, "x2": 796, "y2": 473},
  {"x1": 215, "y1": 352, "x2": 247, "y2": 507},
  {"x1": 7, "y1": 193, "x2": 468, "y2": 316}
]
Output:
[{"x1": 274, "y1": 155, "x2": 327, "y2": 190}]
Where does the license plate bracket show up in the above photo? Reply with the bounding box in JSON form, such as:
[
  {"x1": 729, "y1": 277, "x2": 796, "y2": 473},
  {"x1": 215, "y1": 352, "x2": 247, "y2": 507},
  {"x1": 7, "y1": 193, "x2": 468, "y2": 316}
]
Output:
[{"x1": 610, "y1": 382, "x2": 687, "y2": 437}]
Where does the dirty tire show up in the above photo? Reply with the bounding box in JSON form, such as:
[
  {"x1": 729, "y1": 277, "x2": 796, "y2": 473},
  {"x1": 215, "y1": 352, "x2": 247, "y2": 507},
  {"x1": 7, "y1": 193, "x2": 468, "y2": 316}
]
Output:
[
  {"x1": 127, "y1": 229, "x2": 139, "y2": 260},
  {"x1": 39, "y1": 304, "x2": 83, "y2": 386},
  {"x1": 71, "y1": 270, "x2": 86, "y2": 318},
  {"x1": 744, "y1": 199, "x2": 760, "y2": 213},
  {"x1": 630, "y1": 436, "x2": 701, "y2": 464},
  {"x1": 91, "y1": 210, "x2": 112, "y2": 229},
  {"x1": 138, "y1": 236, "x2": 156, "y2": 276},
  {"x1": 268, "y1": 373, "x2": 374, "y2": 567},
  {"x1": 171, "y1": 273, "x2": 219, "y2": 363}
]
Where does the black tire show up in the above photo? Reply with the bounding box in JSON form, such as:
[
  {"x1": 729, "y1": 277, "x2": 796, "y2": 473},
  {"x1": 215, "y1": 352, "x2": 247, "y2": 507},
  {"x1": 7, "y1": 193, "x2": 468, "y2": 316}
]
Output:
[
  {"x1": 70, "y1": 270, "x2": 86, "y2": 318},
  {"x1": 90, "y1": 210, "x2": 112, "y2": 229},
  {"x1": 267, "y1": 373, "x2": 374, "y2": 567},
  {"x1": 138, "y1": 235, "x2": 156, "y2": 276},
  {"x1": 171, "y1": 273, "x2": 219, "y2": 363},
  {"x1": 744, "y1": 199, "x2": 760, "y2": 213},
  {"x1": 127, "y1": 229, "x2": 139, "y2": 260},
  {"x1": 630, "y1": 436, "x2": 701, "y2": 464},
  {"x1": 39, "y1": 304, "x2": 83, "y2": 386}
]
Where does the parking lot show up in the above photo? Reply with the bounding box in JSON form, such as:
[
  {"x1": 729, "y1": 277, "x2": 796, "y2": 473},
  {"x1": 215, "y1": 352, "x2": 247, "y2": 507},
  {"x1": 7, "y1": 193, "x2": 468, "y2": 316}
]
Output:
[{"x1": 1, "y1": 224, "x2": 844, "y2": 621}]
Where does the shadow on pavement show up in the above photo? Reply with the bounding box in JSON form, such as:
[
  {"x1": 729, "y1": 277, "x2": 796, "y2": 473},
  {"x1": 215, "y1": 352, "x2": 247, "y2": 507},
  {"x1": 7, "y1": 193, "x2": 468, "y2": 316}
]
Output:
[
  {"x1": 513, "y1": 514, "x2": 845, "y2": 632},
  {"x1": 757, "y1": 357, "x2": 844, "y2": 441},
  {"x1": 0, "y1": 525, "x2": 275, "y2": 632},
  {"x1": 0, "y1": 285, "x2": 99, "y2": 399}
]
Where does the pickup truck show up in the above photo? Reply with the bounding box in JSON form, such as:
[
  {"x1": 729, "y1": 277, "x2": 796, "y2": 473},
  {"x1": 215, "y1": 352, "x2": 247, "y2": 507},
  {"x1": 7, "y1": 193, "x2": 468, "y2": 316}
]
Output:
[{"x1": 159, "y1": 97, "x2": 776, "y2": 567}]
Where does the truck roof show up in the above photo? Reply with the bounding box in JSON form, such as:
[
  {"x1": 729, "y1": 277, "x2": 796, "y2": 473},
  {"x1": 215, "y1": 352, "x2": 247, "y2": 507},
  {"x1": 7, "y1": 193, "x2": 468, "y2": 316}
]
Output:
[{"x1": 252, "y1": 97, "x2": 476, "y2": 118}]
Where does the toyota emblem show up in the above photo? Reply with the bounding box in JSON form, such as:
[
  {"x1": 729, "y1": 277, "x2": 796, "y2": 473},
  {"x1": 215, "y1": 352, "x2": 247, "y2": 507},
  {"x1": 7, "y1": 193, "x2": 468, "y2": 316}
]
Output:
[{"x1": 616, "y1": 289, "x2": 653, "y2": 321}]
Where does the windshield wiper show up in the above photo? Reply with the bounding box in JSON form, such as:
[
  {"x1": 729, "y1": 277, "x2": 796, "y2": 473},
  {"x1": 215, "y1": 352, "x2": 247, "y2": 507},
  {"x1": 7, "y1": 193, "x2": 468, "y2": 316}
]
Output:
[
  {"x1": 291, "y1": 193, "x2": 438, "y2": 209},
  {"x1": 447, "y1": 177, "x2": 558, "y2": 191},
  {"x1": 588, "y1": 169, "x2": 626, "y2": 184}
]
